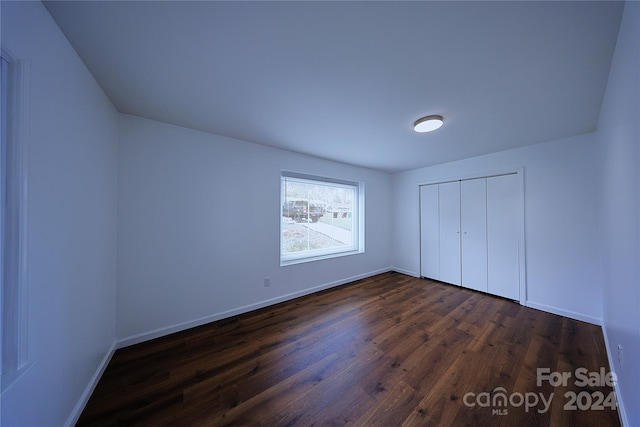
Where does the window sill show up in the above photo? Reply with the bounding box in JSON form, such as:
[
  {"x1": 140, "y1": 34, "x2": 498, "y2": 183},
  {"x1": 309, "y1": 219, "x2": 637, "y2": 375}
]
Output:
[{"x1": 280, "y1": 248, "x2": 364, "y2": 266}]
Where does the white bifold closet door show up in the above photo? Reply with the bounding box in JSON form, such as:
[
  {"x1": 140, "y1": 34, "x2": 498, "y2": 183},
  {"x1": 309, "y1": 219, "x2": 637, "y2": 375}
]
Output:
[
  {"x1": 461, "y1": 178, "x2": 488, "y2": 292},
  {"x1": 420, "y1": 173, "x2": 521, "y2": 302},
  {"x1": 438, "y1": 181, "x2": 461, "y2": 286},
  {"x1": 420, "y1": 184, "x2": 440, "y2": 280},
  {"x1": 487, "y1": 174, "x2": 520, "y2": 300}
]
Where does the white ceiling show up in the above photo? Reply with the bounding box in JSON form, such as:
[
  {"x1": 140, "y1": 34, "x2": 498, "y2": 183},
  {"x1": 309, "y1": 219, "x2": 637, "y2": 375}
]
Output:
[{"x1": 44, "y1": 1, "x2": 624, "y2": 173}]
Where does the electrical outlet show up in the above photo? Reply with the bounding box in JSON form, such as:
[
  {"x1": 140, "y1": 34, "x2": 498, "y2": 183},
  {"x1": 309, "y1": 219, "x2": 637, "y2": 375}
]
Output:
[
  {"x1": 264, "y1": 277, "x2": 271, "y2": 287},
  {"x1": 618, "y1": 344, "x2": 623, "y2": 366}
]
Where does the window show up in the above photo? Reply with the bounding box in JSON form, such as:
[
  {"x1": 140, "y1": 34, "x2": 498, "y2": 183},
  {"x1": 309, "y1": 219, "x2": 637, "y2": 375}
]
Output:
[
  {"x1": 1, "y1": 50, "x2": 30, "y2": 391},
  {"x1": 281, "y1": 172, "x2": 364, "y2": 265},
  {"x1": 1, "y1": 55, "x2": 7, "y2": 380}
]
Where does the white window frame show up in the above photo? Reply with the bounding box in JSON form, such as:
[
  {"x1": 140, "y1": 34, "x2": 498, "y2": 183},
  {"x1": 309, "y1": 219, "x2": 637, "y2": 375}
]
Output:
[
  {"x1": 1, "y1": 48, "x2": 31, "y2": 393},
  {"x1": 280, "y1": 171, "x2": 364, "y2": 266}
]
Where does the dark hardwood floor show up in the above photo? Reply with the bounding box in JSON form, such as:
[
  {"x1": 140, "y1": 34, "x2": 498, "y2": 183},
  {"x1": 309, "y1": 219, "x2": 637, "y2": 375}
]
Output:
[{"x1": 78, "y1": 272, "x2": 620, "y2": 426}]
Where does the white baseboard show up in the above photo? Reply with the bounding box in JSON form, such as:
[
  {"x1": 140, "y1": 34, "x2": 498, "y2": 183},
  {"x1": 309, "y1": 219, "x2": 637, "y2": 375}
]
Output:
[
  {"x1": 116, "y1": 268, "x2": 393, "y2": 349},
  {"x1": 389, "y1": 267, "x2": 420, "y2": 277},
  {"x1": 64, "y1": 341, "x2": 117, "y2": 427},
  {"x1": 525, "y1": 300, "x2": 601, "y2": 326},
  {"x1": 601, "y1": 324, "x2": 629, "y2": 427}
]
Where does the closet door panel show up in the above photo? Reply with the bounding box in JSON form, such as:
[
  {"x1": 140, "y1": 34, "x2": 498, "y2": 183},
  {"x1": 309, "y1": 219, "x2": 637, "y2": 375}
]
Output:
[
  {"x1": 487, "y1": 174, "x2": 520, "y2": 300},
  {"x1": 461, "y1": 178, "x2": 488, "y2": 292},
  {"x1": 439, "y1": 181, "x2": 461, "y2": 286},
  {"x1": 420, "y1": 184, "x2": 440, "y2": 279}
]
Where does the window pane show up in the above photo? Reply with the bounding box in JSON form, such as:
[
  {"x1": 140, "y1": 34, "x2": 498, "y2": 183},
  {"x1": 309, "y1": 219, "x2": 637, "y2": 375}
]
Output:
[{"x1": 281, "y1": 173, "x2": 362, "y2": 264}]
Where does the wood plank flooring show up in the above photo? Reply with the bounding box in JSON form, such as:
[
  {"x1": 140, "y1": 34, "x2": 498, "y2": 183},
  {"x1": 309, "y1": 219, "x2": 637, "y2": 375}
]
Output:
[{"x1": 78, "y1": 272, "x2": 620, "y2": 426}]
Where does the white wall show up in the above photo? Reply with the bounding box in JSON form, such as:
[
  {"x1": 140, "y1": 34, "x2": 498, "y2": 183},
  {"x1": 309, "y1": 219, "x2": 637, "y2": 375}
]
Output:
[
  {"x1": 116, "y1": 114, "x2": 392, "y2": 343},
  {"x1": 391, "y1": 132, "x2": 603, "y2": 324},
  {"x1": 597, "y1": 3, "x2": 640, "y2": 426},
  {"x1": 1, "y1": 2, "x2": 119, "y2": 426},
  {"x1": 2, "y1": 2, "x2": 634, "y2": 426}
]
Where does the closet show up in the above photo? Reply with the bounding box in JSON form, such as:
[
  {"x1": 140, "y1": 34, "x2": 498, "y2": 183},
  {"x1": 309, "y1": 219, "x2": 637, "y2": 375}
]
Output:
[{"x1": 419, "y1": 173, "x2": 521, "y2": 301}]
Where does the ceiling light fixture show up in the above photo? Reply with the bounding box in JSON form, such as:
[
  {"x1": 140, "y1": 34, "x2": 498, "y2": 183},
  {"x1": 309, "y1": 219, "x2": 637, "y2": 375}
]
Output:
[{"x1": 414, "y1": 115, "x2": 444, "y2": 133}]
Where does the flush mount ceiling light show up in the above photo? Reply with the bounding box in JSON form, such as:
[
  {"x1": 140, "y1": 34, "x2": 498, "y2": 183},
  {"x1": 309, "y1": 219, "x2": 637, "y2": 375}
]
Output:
[{"x1": 414, "y1": 115, "x2": 444, "y2": 133}]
